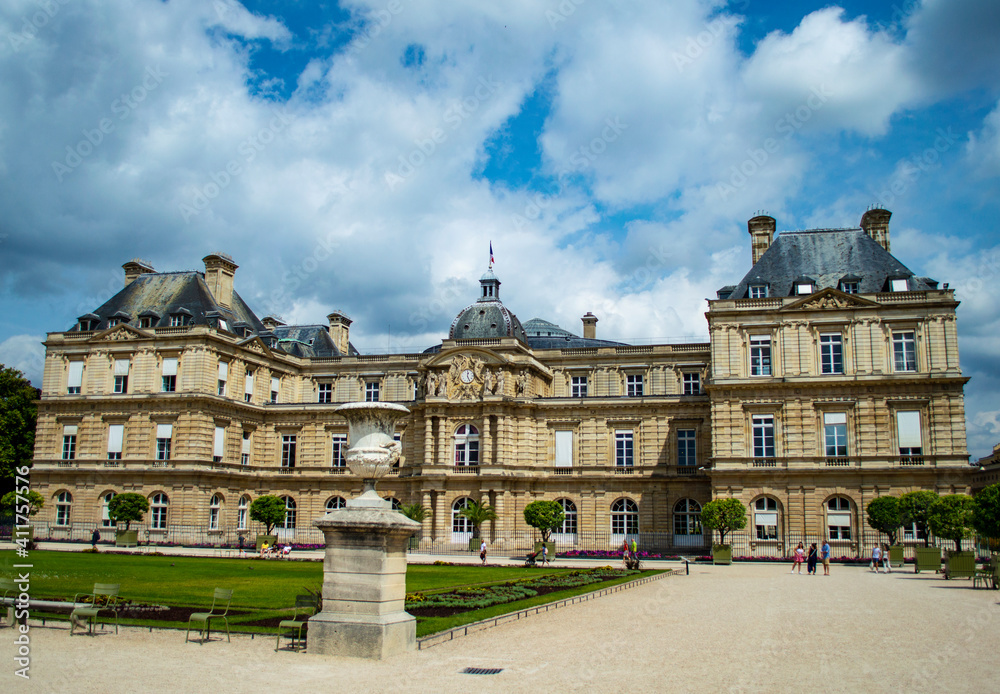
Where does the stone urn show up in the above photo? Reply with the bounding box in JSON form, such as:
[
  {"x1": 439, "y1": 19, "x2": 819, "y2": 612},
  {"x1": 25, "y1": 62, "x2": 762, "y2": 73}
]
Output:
[{"x1": 337, "y1": 401, "x2": 408, "y2": 508}]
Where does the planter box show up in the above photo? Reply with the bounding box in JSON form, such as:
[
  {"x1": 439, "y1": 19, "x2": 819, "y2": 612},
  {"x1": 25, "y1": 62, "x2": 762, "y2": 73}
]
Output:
[
  {"x1": 914, "y1": 546, "x2": 942, "y2": 574},
  {"x1": 889, "y1": 545, "x2": 905, "y2": 568},
  {"x1": 534, "y1": 542, "x2": 556, "y2": 561},
  {"x1": 713, "y1": 544, "x2": 732, "y2": 565},
  {"x1": 256, "y1": 534, "x2": 278, "y2": 551},
  {"x1": 945, "y1": 550, "x2": 976, "y2": 579},
  {"x1": 115, "y1": 530, "x2": 138, "y2": 547}
]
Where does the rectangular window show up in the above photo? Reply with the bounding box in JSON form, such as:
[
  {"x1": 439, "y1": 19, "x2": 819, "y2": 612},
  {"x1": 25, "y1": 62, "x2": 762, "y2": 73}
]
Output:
[
  {"x1": 318, "y1": 383, "x2": 332, "y2": 403},
  {"x1": 796, "y1": 283, "x2": 814, "y2": 295},
  {"x1": 554, "y1": 430, "x2": 573, "y2": 468},
  {"x1": 244, "y1": 370, "x2": 254, "y2": 403},
  {"x1": 218, "y1": 361, "x2": 228, "y2": 396},
  {"x1": 213, "y1": 426, "x2": 225, "y2": 463},
  {"x1": 749, "y1": 285, "x2": 767, "y2": 298},
  {"x1": 62, "y1": 425, "x2": 78, "y2": 460},
  {"x1": 902, "y1": 522, "x2": 927, "y2": 542},
  {"x1": 896, "y1": 410, "x2": 922, "y2": 456},
  {"x1": 67, "y1": 361, "x2": 84, "y2": 394},
  {"x1": 113, "y1": 359, "x2": 130, "y2": 393},
  {"x1": 270, "y1": 376, "x2": 280, "y2": 404},
  {"x1": 828, "y1": 513, "x2": 852, "y2": 540},
  {"x1": 365, "y1": 381, "x2": 380, "y2": 402},
  {"x1": 281, "y1": 435, "x2": 297, "y2": 468},
  {"x1": 107, "y1": 424, "x2": 124, "y2": 461},
  {"x1": 682, "y1": 372, "x2": 701, "y2": 395},
  {"x1": 893, "y1": 331, "x2": 916, "y2": 372},
  {"x1": 331, "y1": 434, "x2": 347, "y2": 468},
  {"x1": 820, "y1": 334, "x2": 843, "y2": 374},
  {"x1": 750, "y1": 335, "x2": 771, "y2": 376},
  {"x1": 626, "y1": 374, "x2": 643, "y2": 397},
  {"x1": 56, "y1": 498, "x2": 71, "y2": 526},
  {"x1": 841, "y1": 281, "x2": 859, "y2": 294},
  {"x1": 156, "y1": 423, "x2": 172, "y2": 461},
  {"x1": 752, "y1": 415, "x2": 775, "y2": 458},
  {"x1": 615, "y1": 430, "x2": 634, "y2": 467},
  {"x1": 571, "y1": 375, "x2": 588, "y2": 398},
  {"x1": 755, "y1": 512, "x2": 778, "y2": 540},
  {"x1": 161, "y1": 357, "x2": 178, "y2": 392},
  {"x1": 169, "y1": 314, "x2": 184, "y2": 327},
  {"x1": 891, "y1": 278, "x2": 908, "y2": 292},
  {"x1": 241, "y1": 431, "x2": 251, "y2": 466},
  {"x1": 677, "y1": 429, "x2": 696, "y2": 467},
  {"x1": 823, "y1": 412, "x2": 848, "y2": 457}
]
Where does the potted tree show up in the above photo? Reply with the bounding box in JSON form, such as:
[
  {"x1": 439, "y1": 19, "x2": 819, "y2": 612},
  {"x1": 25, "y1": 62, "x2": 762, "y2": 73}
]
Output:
[
  {"x1": 400, "y1": 503, "x2": 431, "y2": 550},
  {"x1": 899, "y1": 490, "x2": 940, "y2": 573},
  {"x1": 523, "y1": 500, "x2": 565, "y2": 559},
  {"x1": 107, "y1": 492, "x2": 149, "y2": 547},
  {"x1": 249, "y1": 495, "x2": 286, "y2": 550},
  {"x1": 929, "y1": 494, "x2": 976, "y2": 579},
  {"x1": 1, "y1": 490, "x2": 43, "y2": 548},
  {"x1": 866, "y1": 496, "x2": 904, "y2": 567},
  {"x1": 700, "y1": 498, "x2": 747, "y2": 565},
  {"x1": 458, "y1": 499, "x2": 498, "y2": 552}
]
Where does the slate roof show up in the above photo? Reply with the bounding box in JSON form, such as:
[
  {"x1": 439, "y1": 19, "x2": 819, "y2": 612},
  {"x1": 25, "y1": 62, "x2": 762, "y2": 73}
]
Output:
[
  {"x1": 523, "y1": 317, "x2": 626, "y2": 350},
  {"x1": 70, "y1": 271, "x2": 265, "y2": 333},
  {"x1": 722, "y1": 228, "x2": 939, "y2": 299},
  {"x1": 272, "y1": 325, "x2": 358, "y2": 358},
  {"x1": 448, "y1": 268, "x2": 528, "y2": 343}
]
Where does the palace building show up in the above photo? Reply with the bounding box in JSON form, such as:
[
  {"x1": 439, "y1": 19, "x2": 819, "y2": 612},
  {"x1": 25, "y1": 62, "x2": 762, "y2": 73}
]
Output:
[{"x1": 27, "y1": 209, "x2": 973, "y2": 554}]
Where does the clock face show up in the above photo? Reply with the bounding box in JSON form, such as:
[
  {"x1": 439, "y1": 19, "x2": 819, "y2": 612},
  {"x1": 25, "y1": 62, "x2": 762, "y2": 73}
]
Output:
[{"x1": 460, "y1": 369, "x2": 475, "y2": 384}]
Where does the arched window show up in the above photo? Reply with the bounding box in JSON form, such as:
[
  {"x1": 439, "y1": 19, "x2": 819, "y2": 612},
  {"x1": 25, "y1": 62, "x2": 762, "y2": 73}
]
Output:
[
  {"x1": 453, "y1": 424, "x2": 479, "y2": 467},
  {"x1": 55, "y1": 491, "x2": 72, "y2": 526},
  {"x1": 826, "y1": 497, "x2": 852, "y2": 540},
  {"x1": 387, "y1": 497, "x2": 402, "y2": 511},
  {"x1": 209, "y1": 494, "x2": 222, "y2": 531},
  {"x1": 281, "y1": 496, "x2": 296, "y2": 529},
  {"x1": 611, "y1": 498, "x2": 638, "y2": 535},
  {"x1": 101, "y1": 491, "x2": 117, "y2": 528},
  {"x1": 326, "y1": 496, "x2": 347, "y2": 512},
  {"x1": 150, "y1": 493, "x2": 168, "y2": 530},
  {"x1": 754, "y1": 497, "x2": 779, "y2": 540},
  {"x1": 556, "y1": 499, "x2": 577, "y2": 535},
  {"x1": 237, "y1": 495, "x2": 250, "y2": 530},
  {"x1": 452, "y1": 497, "x2": 473, "y2": 534},
  {"x1": 673, "y1": 499, "x2": 703, "y2": 546}
]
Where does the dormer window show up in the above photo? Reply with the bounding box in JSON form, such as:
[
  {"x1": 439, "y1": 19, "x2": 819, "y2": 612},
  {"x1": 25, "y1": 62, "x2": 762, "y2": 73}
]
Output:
[
  {"x1": 139, "y1": 317, "x2": 153, "y2": 328},
  {"x1": 169, "y1": 314, "x2": 184, "y2": 327},
  {"x1": 108, "y1": 318, "x2": 122, "y2": 328},
  {"x1": 77, "y1": 313, "x2": 100, "y2": 331},
  {"x1": 749, "y1": 285, "x2": 768, "y2": 298},
  {"x1": 138, "y1": 310, "x2": 160, "y2": 329},
  {"x1": 795, "y1": 282, "x2": 813, "y2": 295},
  {"x1": 890, "y1": 278, "x2": 908, "y2": 292},
  {"x1": 841, "y1": 281, "x2": 859, "y2": 294}
]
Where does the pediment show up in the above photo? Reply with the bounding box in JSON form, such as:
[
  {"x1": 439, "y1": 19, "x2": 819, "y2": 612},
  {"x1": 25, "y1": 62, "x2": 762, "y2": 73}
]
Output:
[
  {"x1": 424, "y1": 346, "x2": 507, "y2": 369},
  {"x1": 91, "y1": 324, "x2": 150, "y2": 342},
  {"x1": 781, "y1": 288, "x2": 879, "y2": 312},
  {"x1": 238, "y1": 335, "x2": 273, "y2": 358}
]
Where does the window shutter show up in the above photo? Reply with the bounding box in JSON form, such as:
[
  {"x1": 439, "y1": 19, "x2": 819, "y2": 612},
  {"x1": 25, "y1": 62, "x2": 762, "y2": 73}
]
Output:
[
  {"x1": 218, "y1": 361, "x2": 228, "y2": 379},
  {"x1": 68, "y1": 361, "x2": 84, "y2": 387},
  {"x1": 107, "y1": 424, "x2": 124, "y2": 454},
  {"x1": 162, "y1": 357, "x2": 178, "y2": 376},
  {"x1": 896, "y1": 411, "x2": 922, "y2": 448},
  {"x1": 156, "y1": 423, "x2": 173, "y2": 439},
  {"x1": 241, "y1": 433, "x2": 251, "y2": 455},
  {"x1": 114, "y1": 359, "x2": 130, "y2": 376},
  {"x1": 245, "y1": 372, "x2": 254, "y2": 395},
  {"x1": 823, "y1": 412, "x2": 847, "y2": 425},
  {"x1": 63, "y1": 424, "x2": 78, "y2": 436},
  {"x1": 555, "y1": 431, "x2": 573, "y2": 467},
  {"x1": 214, "y1": 426, "x2": 225, "y2": 458},
  {"x1": 271, "y1": 376, "x2": 279, "y2": 392}
]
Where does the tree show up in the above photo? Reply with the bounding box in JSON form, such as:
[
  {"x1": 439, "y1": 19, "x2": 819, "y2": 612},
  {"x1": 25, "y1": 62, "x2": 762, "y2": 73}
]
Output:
[
  {"x1": 898, "y1": 490, "x2": 939, "y2": 547},
  {"x1": 458, "y1": 499, "x2": 498, "y2": 540},
  {"x1": 107, "y1": 492, "x2": 149, "y2": 531},
  {"x1": 928, "y1": 494, "x2": 975, "y2": 552},
  {"x1": 523, "y1": 500, "x2": 565, "y2": 543},
  {"x1": 250, "y1": 495, "x2": 286, "y2": 535},
  {"x1": 700, "y1": 498, "x2": 747, "y2": 547},
  {"x1": 400, "y1": 503, "x2": 432, "y2": 523},
  {"x1": 0, "y1": 365, "x2": 39, "y2": 494},
  {"x1": 972, "y1": 483, "x2": 1000, "y2": 541},
  {"x1": 1, "y1": 489, "x2": 44, "y2": 518},
  {"x1": 866, "y1": 496, "x2": 902, "y2": 545}
]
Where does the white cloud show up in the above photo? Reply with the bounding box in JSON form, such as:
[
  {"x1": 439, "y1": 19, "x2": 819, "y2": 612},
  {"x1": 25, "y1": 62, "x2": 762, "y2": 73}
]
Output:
[{"x1": 0, "y1": 334, "x2": 45, "y2": 387}]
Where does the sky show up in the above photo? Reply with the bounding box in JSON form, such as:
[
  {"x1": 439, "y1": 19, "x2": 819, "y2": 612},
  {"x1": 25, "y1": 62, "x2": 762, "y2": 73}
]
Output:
[{"x1": 0, "y1": 0, "x2": 998, "y2": 457}]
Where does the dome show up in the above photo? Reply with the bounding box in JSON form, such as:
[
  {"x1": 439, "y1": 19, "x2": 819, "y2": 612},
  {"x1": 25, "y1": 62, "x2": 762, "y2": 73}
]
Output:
[{"x1": 448, "y1": 267, "x2": 528, "y2": 343}]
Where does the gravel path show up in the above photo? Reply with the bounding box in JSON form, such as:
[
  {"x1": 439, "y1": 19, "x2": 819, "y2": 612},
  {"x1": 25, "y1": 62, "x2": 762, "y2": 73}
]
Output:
[{"x1": 4, "y1": 563, "x2": 997, "y2": 693}]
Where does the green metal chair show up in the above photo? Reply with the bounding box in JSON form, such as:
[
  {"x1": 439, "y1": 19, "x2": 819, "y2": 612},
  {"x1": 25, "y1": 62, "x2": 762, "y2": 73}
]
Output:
[
  {"x1": 275, "y1": 594, "x2": 318, "y2": 652},
  {"x1": 1, "y1": 578, "x2": 16, "y2": 627},
  {"x1": 973, "y1": 555, "x2": 999, "y2": 589},
  {"x1": 185, "y1": 588, "x2": 233, "y2": 644},
  {"x1": 70, "y1": 583, "x2": 121, "y2": 636}
]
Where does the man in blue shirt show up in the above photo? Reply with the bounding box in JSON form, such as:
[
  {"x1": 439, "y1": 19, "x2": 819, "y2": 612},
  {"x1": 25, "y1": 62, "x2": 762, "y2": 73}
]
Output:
[{"x1": 821, "y1": 539, "x2": 831, "y2": 576}]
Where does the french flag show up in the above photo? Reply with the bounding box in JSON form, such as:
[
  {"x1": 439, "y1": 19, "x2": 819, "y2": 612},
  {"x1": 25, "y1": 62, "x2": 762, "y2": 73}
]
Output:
[{"x1": 489, "y1": 241, "x2": 494, "y2": 268}]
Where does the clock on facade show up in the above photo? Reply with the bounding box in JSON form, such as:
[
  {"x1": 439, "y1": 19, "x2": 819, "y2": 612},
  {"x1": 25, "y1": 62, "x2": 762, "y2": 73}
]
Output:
[{"x1": 460, "y1": 369, "x2": 475, "y2": 383}]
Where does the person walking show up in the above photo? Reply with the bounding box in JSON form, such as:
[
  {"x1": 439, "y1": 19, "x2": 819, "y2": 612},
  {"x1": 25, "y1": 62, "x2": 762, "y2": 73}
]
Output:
[
  {"x1": 806, "y1": 543, "x2": 818, "y2": 575},
  {"x1": 821, "y1": 539, "x2": 831, "y2": 575},
  {"x1": 479, "y1": 539, "x2": 488, "y2": 565},
  {"x1": 871, "y1": 545, "x2": 882, "y2": 573},
  {"x1": 791, "y1": 542, "x2": 805, "y2": 574},
  {"x1": 91, "y1": 528, "x2": 100, "y2": 550},
  {"x1": 882, "y1": 543, "x2": 892, "y2": 573},
  {"x1": 542, "y1": 544, "x2": 549, "y2": 565}
]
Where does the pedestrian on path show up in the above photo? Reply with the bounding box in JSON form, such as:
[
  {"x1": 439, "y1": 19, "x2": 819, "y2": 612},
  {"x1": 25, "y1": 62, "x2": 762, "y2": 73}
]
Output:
[
  {"x1": 822, "y1": 539, "x2": 831, "y2": 575},
  {"x1": 870, "y1": 545, "x2": 882, "y2": 573},
  {"x1": 882, "y1": 544, "x2": 892, "y2": 573},
  {"x1": 806, "y1": 543, "x2": 818, "y2": 575},
  {"x1": 791, "y1": 542, "x2": 805, "y2": 574},
  {"x1": 542, "y1": 544, "x2": 549, "y2": 565},
  {"x1": 91, "y1": 528, "x2": 100, "y2": 550},
  {"x1": 480, "y1": 539, "x2": 487, "y2": 565}
]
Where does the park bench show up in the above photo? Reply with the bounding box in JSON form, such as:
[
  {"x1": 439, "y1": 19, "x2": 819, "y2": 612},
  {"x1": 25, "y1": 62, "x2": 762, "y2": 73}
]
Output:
[{"x1": 70, "y1": 583, "x2": 121, "y2": 636}]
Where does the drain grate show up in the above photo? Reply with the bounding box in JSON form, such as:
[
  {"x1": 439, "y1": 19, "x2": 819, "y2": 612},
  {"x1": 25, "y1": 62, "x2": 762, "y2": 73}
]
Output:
[{"x1": 461, "y1": 667, "x2": 504, "y2": 676}]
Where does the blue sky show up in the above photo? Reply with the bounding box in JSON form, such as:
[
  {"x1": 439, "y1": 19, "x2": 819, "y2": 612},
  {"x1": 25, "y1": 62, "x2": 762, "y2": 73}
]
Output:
[{"x1": 0, "y1": 0, "x2": 998, "y2": 457}]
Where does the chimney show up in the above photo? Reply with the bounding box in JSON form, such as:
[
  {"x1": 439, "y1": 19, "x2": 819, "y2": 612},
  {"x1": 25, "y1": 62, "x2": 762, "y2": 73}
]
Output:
[
  {"x1": 122, "y1": 259, "x2": 155, "y2": 286},
  {"x1": 860, "y1": 208, "x2": 892, "y2": 252},
  {"x1": 261, "y1": 315, "x2": 286, "y2": 331},
  {"x1": 203, "y1": 253, "x2": 238, "y2": 308},
  {"x1": 327, "y1": 311, "x2": 353, "y2": 355},
  {"x1": 748, "y1": 215, "x2": 776, "y2": 265},
  {"x1": 582, "y1": 312, "x2": 598, "y2": 339}
]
